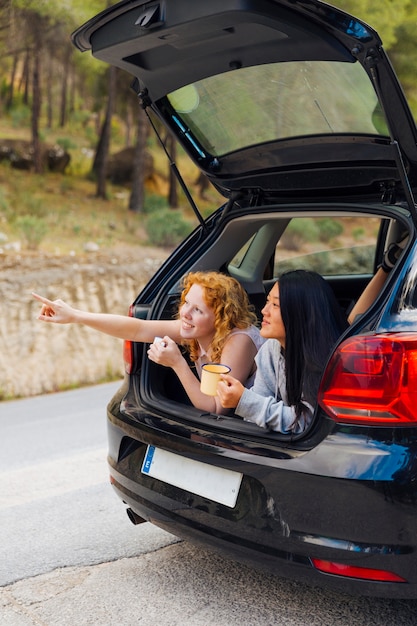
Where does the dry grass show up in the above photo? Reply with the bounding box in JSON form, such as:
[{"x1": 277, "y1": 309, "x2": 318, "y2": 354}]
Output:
[{"x1": 0, "y1": 118, "x2": 223, "y2": 256}]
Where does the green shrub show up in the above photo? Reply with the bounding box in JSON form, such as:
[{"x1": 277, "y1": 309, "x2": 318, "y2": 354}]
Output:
[
  {"x1": 10, "y1": 104, "x2": 30, "y2": 128},
  {"x1": 353, "y1": 227, "x2": 365, "y2": 240},
  {"x1": 85, "y1": 126, "x2": 98, "y2": 149},
  {"x1": 68, "y1": 110, "x2": 92, "y2": 127},
  {"x1": 143, "y1": 193, "x2": 169, "y2": 214},
  {"x1": 16, "y1": 215, "x2": 48, "y2": 250},
  {"x1": 59, "y1": 177, "x2": 75, "y2": 194},
  {"x1": 146, "y1": 208, "x2": 192, "y2": 246},
  {"x1": 281, "y1": 218, "x2": 320, "y2": 251},
  {"x1": 56, "y1": 137, "x2": 77, "y2": 151},
  {"x1": 0, "y1": 188, "x2": 9, "y2": 215},
  {"x1": 0, "y1": 78, "x2": 8, "y2": 100},
  {"x1": 66, "y1": 151, "x2": 93, "y2": 177},
  {"x1": 9, "y1": 194, "x2": 48, "y2": 220},
  {"x1": 317, "y1": 218, "x2": 344, "y2": 243}
]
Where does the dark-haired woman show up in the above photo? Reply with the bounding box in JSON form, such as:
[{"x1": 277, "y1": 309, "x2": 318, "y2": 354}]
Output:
[{"x1": 217, "y1": 270, "x2": 348, "y2": 433}]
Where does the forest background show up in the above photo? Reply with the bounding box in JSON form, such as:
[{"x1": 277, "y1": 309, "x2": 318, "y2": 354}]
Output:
[
  {"x1": 0, "y1": 0, "x2": 417, "y2": 256},
  {"x1": 1, "y1": 0, "x2": 417, "y2": 399}
]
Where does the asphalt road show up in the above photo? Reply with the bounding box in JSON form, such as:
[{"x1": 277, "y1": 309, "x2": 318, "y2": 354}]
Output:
[{"x1": 1, "y1": 382, "x2": 417, "y2": 625}]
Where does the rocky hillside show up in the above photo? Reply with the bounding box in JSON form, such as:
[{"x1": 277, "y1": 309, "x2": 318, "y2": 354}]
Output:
[{"x1": 0, "y1": 246, "x2": 168, "y2": 400}]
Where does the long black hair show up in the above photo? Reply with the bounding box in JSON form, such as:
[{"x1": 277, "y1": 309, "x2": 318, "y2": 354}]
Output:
[{"x1": 278, "y1": 269, "x2": 348, "y2": 421}]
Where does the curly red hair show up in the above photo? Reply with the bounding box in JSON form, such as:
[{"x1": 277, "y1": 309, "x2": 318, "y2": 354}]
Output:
[{"x1": 178, "y1": 271, "x2": 258, "y2": 363}]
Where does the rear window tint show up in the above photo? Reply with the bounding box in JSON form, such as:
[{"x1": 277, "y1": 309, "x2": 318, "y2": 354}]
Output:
[
  {"x1": 167, "y1": 61, "x2": 388, "y2": 157},
  {"x1": 274, "y1": 216, "x2": 380, "y2": 276}
]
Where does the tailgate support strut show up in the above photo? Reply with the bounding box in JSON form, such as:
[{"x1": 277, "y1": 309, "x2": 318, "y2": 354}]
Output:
[
  {"x1": 390, "y1": 139, "x2": 417, "y2": 222},
  {"x1": 139, "y1": 90, "x2": 207, "y2": 232}
]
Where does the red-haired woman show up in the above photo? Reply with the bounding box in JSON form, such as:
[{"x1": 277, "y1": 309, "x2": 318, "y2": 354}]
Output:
[{"x1": 33, "y1": 271, "x2": 264, "y2": 414}]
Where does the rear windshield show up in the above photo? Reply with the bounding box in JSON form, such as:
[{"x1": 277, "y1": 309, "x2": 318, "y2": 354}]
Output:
[{"x1": 167, "y1": 60, "x2": 388, "y2": 157}]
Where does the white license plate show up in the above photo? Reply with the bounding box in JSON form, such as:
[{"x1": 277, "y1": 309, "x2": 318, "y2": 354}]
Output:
[{"x1": 141, "y1": 445, "x2": 242, "y2": 508}]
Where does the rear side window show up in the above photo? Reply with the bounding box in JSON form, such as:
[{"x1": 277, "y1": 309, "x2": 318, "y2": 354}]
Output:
[{"x1": 274, "y1": 216, "x2": 380, "y2": 276}]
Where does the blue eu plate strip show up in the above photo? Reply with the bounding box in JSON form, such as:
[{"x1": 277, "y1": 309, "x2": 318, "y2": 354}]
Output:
[{"x1": 142, "y1": 445, "x2": 155, "y2": 474}]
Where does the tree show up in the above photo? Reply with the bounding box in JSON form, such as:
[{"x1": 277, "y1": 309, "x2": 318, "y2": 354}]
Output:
[
  {"x1": 129, "y1": 104, "x2": 148, "y2": 212},
  {"x1": 29, "y1": 11, "x2": 43, "y2": 173},
  {"x1": 330, "y1": 0, "x2": 417, "y2": 115},
  {"x1": 92, "y1": 65, "x2": 116, "y2": 198},
  {"x1": 330, "y1": 0, "x2": 412, "y2": 49},
  {"x1": 0, "y1": 0, "x2": 416, "y2": 193},
  {"x1": 388, "y1": 3, "x2": 417, "y2": 113}
]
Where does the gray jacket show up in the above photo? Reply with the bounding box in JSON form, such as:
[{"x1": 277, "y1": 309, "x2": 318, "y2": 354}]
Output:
[{"x1": 236, "y1": 339, "x2": 314, "y2": 433}]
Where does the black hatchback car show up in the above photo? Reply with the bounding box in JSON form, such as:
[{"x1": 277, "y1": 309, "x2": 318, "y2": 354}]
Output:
[{"x1": 72, "y1": 0, "x2": 417, "y2": 597}]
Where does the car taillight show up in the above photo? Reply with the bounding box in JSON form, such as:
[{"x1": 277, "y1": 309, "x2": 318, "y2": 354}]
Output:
[
  {"x1": 318, "y1": 333, "x2": 417, "y2": 426},
  {"x1": 123, "y1": 304, "x2": 134, "y2": 374},
  {"x1": 312, "y1": 559, "x2": 406, "y2": 583},
  {"x1": 123, "y1": 340, "x2": 133, "y2": 374}
]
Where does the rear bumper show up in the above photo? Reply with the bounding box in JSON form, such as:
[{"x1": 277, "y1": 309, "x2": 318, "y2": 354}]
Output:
[{"x1": 106, "y1": 404, "x2": 417, "y2": 598}]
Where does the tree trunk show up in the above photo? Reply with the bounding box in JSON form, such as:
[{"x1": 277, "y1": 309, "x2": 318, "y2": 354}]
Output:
[
  {"x1": 6, "y1": 52, "x2": 18, "y2": 110},
  {"x1": 93, "y1": 66, "x2": 116, "y2": 199},
  {"x1": 59, "y1": 46, "x2": 71, "y2": 127},
  {"x1": 125, "y1": 104, "x2": 133, "y2": 146},
  {"x1": 69, "y1": 64, "x2": 75, "y2": 116},
  {"x1": 20, "y1": 49, "x2": 30, "y2": 105},
  {"x1": 46, "y1": 54, "x2": 53, "y2": 128},
  {"x1": 31, "y1": 38, "x2": 42, "y2": 173},
  {"x1": 128, "y1": 105, "x2": 147, "y2": 212}
]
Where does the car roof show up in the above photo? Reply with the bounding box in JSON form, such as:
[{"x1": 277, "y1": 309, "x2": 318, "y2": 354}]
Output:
[{"x1": 72, "y1": 0, "x2": 417, "y2": 211}]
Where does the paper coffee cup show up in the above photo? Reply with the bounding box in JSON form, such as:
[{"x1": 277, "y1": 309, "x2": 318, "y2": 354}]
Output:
[{"x1": 200, "y1": 363, "x2": 231, "y2": 396}]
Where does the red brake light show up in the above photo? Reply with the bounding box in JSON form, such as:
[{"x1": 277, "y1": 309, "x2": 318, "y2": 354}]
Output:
[
  {"x1": 312, "y1": 559, "x2": 406, "y2": 583},
  {"x1": 123, "y1": 304, "x2": 135, "y2": 374},
  {"x1": 123, "y1": 340, "x2": 133, "y2": 374},
  {"x1": 318, "y1": 333, "x2": 417, "y2": 426}
]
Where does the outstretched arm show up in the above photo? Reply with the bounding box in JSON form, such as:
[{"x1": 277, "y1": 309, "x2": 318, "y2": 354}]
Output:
[
  {"x1": 348, "y1": 231, "x2": 408, "y2": 324},
  {"x1": 347, "y1": 268, "x2": 389, "y2": 324},
  {"x1": 32, "y1": 292, "x2": 181, "y2": 343}
]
